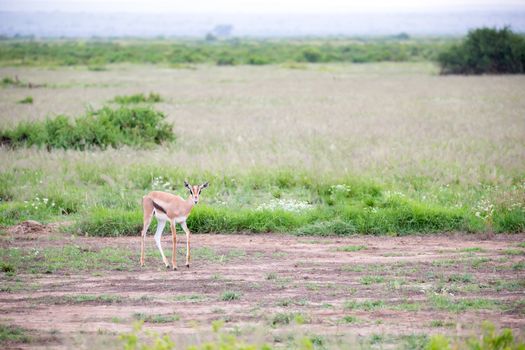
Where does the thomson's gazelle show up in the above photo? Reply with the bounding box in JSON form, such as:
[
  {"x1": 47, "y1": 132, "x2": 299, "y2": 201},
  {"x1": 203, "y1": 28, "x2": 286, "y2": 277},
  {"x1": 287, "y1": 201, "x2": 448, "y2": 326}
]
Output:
[{"x1": 140, "y1": 181, "x2": 208, "y2": 270}]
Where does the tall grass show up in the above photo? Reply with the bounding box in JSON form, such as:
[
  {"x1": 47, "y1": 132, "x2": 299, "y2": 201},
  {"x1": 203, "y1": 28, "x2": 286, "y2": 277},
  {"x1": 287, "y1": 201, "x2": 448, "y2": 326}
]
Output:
[
  {"x1": 0, "y1": 106, "x2": 174, "y2": 150},
  {"x1": 51, "y1": 167, "x2": 499, "y2": 236}
]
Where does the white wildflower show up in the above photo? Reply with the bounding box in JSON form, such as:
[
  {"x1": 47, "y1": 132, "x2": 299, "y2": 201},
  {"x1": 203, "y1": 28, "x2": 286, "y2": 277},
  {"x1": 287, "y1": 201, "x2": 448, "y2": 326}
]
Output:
[{"x1": 257, "y1": 199, "x2": 312, "y2": 212}]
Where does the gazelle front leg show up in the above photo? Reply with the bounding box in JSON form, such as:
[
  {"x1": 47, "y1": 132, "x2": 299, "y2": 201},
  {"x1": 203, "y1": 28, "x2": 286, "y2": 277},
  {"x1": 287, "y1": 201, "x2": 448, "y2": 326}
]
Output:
[
  {"x1": 181, "y1": 221, "x2": 191, "y2": 268},
  {"x1": 154, "y1": 220, "x2": 170, "y2": 268},
  {"x1": 170, "y1": 220, "x2": 178, "y2": 270},
  {"x1": 140, "y1": 216, "x2": 152, "y2": 267}
]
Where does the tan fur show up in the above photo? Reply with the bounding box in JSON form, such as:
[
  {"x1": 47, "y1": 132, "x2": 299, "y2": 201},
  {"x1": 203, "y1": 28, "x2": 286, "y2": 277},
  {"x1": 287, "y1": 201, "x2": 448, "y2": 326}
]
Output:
[{"x1": 140, "y1": 182, "x2": 207, "y2": 270}]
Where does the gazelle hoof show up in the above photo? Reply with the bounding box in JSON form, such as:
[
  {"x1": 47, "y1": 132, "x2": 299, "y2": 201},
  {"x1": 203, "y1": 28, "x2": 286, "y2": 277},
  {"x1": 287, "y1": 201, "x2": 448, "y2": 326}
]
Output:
[
  {"x1": 166, "y1": 264, "x2": 170, "y2": 269},
  {"x1": 186, "y1": 264, "x2": 190, "y2": 268},
  {"x1": 173, "y1": 266, "x2": 178, "y2": 271}
]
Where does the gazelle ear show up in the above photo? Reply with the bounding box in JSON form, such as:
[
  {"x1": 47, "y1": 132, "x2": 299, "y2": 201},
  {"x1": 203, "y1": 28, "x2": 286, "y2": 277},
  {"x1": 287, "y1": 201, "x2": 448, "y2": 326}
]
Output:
[
  {"x1": 201, "y1": 182, "x2": 209, "y2": 189},
  {"x1": 184, "y1": 180, "x2": 191, "y2": 190}
]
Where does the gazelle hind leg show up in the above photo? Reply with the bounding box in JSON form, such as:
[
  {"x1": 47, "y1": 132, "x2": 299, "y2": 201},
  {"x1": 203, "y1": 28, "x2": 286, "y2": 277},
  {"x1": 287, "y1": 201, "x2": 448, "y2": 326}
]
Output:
[
  {"x1": 154, "y1": 219, "x2": 169, "y2": 268},
  {"x1": 140, "y1": 197, "x2": 154, "y2": 267},
  {"x1": 170, "y1": 220, "x2": 177, "y2": 270},
  {"x1": 181, "y1": 221, "x2": 191, "y2": 268}
]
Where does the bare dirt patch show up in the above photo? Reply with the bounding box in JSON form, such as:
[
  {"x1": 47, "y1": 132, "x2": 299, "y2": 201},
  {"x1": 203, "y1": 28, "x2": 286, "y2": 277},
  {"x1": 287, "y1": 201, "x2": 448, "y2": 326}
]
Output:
[{"x1": 1, "y1": 228, "x2": 524, "y2": 349}]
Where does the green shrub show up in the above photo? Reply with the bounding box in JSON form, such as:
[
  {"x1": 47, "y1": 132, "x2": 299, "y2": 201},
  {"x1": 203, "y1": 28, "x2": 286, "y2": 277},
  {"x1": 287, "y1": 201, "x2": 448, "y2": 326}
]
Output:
[
  {"x1": 438, "y1": 27, "x2": 525, "y2": 74},
  {"x1": 302, "y1": 48, "x2": 323, "y2": 63},
  {"x1": 0, "y1": 106, "x2": 174, "y2": 150}
]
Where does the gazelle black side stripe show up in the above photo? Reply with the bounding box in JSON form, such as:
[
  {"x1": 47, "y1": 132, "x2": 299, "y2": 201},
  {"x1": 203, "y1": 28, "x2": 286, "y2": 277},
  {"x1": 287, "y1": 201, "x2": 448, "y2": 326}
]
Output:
[{"x1": 152, "y1": 200, "x2": 167, "y2": 214}]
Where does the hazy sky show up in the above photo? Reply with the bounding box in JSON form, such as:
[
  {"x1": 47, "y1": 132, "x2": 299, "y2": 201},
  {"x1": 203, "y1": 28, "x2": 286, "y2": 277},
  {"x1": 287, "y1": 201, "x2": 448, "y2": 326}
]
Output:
[{"x1": 2, "y1": 0, "x2": 524, "y2": 13}]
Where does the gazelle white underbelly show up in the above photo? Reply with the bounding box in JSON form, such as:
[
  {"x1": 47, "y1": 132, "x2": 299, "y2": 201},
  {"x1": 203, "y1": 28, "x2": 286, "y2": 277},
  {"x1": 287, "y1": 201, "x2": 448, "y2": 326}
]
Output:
[
  {"x1": 153, "y1": 209, "x2": 186, "y2": 223},
  {"x1": 174, "y1": 216, "x2": 187, "y2": 223}
]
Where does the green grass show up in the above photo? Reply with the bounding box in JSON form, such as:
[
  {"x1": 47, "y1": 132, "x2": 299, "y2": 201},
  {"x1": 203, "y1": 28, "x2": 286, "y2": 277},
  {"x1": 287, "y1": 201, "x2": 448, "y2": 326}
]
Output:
[
  {"x1": 17, "y1": 96, "x2": 33, "y2": 104},
  {"x1": 133, "y1": 313, "x2": 180, "y2": 323},
  {"x1": 513, "y1": 262, "x2": 525, "y2": 271},
  {"x1": 220, "y1": 291, "x2": 241, "y2": 301},
  {"x1": 344, "y1": 300, "x2": 385, "y2": 311},
  {"x1": 502, "y1": 249, "x2": 525, "y2": 256},
  {"x1": 429, "y1": 295, "x2": 499, "y2": 313},
  {"x1": 336, "y1": 245, "x2": 367, "y2": 252},
  {"x1": 173, "y1": 294, "x2": 207, "y2": 302},
  {"x1": 446, "y1": 273, "x2": 474, "y2": 283},
  {"x1": 360, "y1": 275, "x2": 385, "y2": 285},
  {"x1": 0, "y1": 106, "x2": 174, "y2": 150},
  {"x1": 0, "y1": 152, "x2": 522, "y2": 235},
  {"x1": 429, "y1": 320, "x2": 455, "y2": 328},
  {"x1": 341, "y1": 315, "x2": 360, "y2": 324},
  {"x1": 113, "y1": 93, "x2": 162, "y2": 104},
  {"x1": 270, "y1": 312, "x2": 307, "y2": 327},
  {"x1": 62, "y1": 294, "x2": 123, "y2": 304},
  {"x1": 0, "y1": 246, "x2": 134, "y2": 273},
  {"x1": 0, "y1": 324, "x2": 30, "y2": 344},
  {"x1": 460, "y1": 247, "x2": 484, "y2": 253}
]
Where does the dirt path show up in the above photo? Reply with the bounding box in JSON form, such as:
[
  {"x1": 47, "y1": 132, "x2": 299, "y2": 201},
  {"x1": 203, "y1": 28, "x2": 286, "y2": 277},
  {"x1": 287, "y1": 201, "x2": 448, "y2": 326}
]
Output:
[{"x1": 1, "y1": 227, "x2": 524, "y2": 349}]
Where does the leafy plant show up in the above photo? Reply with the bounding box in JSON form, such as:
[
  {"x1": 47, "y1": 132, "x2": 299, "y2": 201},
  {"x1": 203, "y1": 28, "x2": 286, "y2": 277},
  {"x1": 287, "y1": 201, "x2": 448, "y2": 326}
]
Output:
[{"x1": 0, "y1": 106, "x2": 174, "y2": 150}]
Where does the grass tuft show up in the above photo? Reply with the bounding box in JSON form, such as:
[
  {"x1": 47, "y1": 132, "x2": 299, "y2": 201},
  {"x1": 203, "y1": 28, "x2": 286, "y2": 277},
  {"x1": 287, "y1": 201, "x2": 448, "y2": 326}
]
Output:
[
  {"x1": 220, "y1": 291, "x2": 241, "y2": 301},
  {"x1": 0, "y1": 324, "x2": 30, "y2": 344},
  {"x1": 113, "y1": 93, "x2": 162, "y2": 104},
  {"x1": 17, "y1": 96, "x2": 33, "y2": 104}
]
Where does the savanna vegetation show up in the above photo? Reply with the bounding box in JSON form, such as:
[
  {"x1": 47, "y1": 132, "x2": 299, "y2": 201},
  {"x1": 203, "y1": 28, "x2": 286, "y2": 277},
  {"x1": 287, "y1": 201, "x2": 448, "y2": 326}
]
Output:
[
  {"x1": 0, "y1": 37, "x2": 452, "y2": 67},
  {"x1": 0, "y1": 31, "x2": 524, "y2": 349}
]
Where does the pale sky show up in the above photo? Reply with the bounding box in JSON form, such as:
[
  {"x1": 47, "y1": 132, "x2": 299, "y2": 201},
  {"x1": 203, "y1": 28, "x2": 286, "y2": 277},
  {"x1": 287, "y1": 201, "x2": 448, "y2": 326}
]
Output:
[{"x1": 1, "y1": 0, "x2": 524, "y2": 13}]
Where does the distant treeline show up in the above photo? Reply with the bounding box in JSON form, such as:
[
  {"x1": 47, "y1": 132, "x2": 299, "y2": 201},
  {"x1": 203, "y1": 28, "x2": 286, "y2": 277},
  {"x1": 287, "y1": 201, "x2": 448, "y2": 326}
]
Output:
[{"x1": 0, "y1": 38, "x2": 452, "y2": 66}]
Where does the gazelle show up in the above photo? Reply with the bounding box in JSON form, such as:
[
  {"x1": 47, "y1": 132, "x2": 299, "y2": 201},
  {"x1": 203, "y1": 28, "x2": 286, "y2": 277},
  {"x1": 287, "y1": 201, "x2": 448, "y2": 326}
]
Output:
[{"x1": 140, "y1": 180, "x2": 208, "y2": 270}]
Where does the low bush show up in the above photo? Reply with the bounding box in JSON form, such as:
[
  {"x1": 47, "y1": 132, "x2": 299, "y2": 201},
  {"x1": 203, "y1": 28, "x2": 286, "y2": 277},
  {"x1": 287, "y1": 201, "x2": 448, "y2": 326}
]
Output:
[{"x1": 0, "y1": 106, "x2": 174, "y2": 150}]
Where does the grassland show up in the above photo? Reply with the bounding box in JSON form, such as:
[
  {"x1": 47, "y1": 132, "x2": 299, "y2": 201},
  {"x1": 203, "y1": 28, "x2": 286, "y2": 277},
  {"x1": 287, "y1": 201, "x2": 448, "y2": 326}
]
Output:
[
  {"x1": 0, "y1": 63, "x2": 523, "y2": 235},
  {"x1": 0, "y1": 38, "x2": 454, "y2": 67}
]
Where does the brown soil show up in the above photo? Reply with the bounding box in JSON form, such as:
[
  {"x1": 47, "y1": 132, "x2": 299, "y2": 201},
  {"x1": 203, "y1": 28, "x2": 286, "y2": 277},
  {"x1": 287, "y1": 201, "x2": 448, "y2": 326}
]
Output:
[{"x1": 1, "y1": 225, "x2": 524, "y2": 349}]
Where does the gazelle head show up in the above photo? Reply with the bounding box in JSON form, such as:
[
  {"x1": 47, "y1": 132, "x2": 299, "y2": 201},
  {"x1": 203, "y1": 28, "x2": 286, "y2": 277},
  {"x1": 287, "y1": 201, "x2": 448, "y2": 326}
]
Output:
[{"x1": 184, "y1": 180, "x2": 209, "y2": 204}]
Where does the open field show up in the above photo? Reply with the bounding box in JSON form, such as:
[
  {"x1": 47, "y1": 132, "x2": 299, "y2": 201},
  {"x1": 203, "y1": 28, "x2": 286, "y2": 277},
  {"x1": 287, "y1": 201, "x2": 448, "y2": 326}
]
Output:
[{"x1": 1, "y1": 224, "x2": 524, "y2": 349}]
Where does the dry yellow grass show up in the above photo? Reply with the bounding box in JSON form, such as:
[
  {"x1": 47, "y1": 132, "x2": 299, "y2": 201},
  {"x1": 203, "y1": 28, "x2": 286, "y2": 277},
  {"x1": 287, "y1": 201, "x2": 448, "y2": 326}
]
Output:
[{"x1": 1, "y1": 63, "x2": 524, "y2": 185}]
